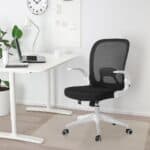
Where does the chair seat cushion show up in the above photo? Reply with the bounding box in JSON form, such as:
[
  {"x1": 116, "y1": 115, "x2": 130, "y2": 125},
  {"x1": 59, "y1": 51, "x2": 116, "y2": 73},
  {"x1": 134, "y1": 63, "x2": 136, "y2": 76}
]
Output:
[{"x1": 65, "y1": 85, "x2": 116, "y2": 101}]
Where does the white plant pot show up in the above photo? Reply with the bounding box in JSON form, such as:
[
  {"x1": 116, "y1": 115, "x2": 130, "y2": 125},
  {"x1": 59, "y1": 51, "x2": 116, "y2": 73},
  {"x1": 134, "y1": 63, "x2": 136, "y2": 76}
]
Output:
[{"x1": 0, "y1": 89, "x2": 10, "y2": 116}]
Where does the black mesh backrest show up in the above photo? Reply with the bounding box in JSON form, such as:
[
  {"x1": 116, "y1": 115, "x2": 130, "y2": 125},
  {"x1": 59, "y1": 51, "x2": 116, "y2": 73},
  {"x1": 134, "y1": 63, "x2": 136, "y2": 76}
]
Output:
[{"x1": 89, "y1": 39, "x2": 129, "y2": 87}]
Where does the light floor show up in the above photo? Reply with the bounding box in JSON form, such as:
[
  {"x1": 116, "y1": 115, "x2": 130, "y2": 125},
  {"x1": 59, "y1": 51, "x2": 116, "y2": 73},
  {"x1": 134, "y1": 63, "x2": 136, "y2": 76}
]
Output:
[{"x1": 0, "y1": 105, "x2": 149, "y2": 150}]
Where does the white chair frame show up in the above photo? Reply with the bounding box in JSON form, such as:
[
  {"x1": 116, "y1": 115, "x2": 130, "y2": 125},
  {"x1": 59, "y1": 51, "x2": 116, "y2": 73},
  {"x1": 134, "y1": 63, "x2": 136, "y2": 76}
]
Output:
[{"x1": 63, "y1": 68, "x2": 132, "y2": 141}]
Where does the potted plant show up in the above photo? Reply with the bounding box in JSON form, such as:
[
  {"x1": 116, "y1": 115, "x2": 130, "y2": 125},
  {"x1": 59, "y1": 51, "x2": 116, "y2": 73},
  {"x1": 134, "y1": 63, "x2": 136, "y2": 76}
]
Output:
[
  {"x1": 0, "y1": 25, "x2": 23, "y2": 116},
  {"x1": 0, "y1": 79, "x2": 9, "y2": 116}
]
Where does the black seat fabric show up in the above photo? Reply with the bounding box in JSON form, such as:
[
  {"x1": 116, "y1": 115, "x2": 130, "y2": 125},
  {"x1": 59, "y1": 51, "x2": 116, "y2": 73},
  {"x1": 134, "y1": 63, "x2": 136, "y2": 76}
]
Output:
[
  {"x1": 65, "y1": 39, "x2": 129, "y2": 105},
  {"x1": 65, "y1": 85, "x2": 115, "y2": 101}
]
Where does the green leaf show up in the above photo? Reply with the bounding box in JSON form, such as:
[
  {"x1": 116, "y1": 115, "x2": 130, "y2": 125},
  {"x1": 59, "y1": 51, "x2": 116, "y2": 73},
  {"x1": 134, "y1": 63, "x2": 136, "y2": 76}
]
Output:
[
  {"x1": 12, "y1": 25, "x2": 23, "y2": 39},
  {"x1": 3, "y1": 81, "x2": 9, "y2": 88},
  {"x1": 0, "y1": 48, "x2": 2, "y2": 58},
  {"x1": 11, "y1": 39, "x2": 16, "y2": 49},
  {"x1": 0, "y1": 29, "x2": 7, "y2": 38},
  {"x1": 2, "y1": 40, "x2": 10, "y2": 47},
  {"x1": 2, "y1": 39, "x2": 9, "y2": 43}
]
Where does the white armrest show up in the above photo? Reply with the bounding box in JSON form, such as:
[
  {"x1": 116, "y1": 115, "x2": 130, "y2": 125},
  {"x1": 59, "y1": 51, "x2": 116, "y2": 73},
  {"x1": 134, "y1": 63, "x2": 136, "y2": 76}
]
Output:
[
  {"x1": 113, "y1": 70, "x2": 125, "y2": 74},
  {"x1": 67, "y1": 67, "x2": 88, "y2": 82},
  {"x1": 113, "y1": 70, "x2": 131, "y2": 91}
]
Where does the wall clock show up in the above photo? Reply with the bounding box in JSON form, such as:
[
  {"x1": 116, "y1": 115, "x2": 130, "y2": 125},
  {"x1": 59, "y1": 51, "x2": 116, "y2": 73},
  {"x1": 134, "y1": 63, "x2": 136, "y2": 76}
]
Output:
[{"x1": 27, "y1": 0, "x2": 48, "y2": 15}]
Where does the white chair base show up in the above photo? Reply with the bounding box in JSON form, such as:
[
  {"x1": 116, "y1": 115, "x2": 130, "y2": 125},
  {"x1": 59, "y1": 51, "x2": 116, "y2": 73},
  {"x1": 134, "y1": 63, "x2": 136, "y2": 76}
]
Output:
[{"x1": 63, "y1": 107, "x2": 132, "y2": 141}]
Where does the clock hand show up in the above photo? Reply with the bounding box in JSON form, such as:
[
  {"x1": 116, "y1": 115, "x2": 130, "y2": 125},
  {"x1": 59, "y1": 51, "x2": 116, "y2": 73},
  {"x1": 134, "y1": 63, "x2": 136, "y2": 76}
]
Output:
[
  {"x1": 33, "y1": 0, "x2": 37, "y2": 4},
  {"x1": 36, "y1": 0, "x2": 41, "y2": 4},
  {"x1": 33, "y1": 0, "x2": 41, "y2": 4}
]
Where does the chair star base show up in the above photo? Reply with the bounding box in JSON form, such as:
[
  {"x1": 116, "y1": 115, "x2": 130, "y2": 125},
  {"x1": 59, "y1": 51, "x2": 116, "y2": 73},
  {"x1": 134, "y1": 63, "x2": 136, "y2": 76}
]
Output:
[{"x1": 63, "y1": 107, "x2": 131, "y2": 140}]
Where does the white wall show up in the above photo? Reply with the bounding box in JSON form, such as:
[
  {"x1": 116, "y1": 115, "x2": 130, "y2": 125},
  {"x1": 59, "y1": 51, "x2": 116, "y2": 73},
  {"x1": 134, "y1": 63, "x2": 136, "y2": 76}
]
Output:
[
  {"x1": 57, "y1": 0, "x2": 150, "y2": 116},
  {"x1": 0, "y1": 0, "x2": 150, "y2": 116},
  {"x1": 0, "y1": 0, "x2": 51, "y2": 106}
]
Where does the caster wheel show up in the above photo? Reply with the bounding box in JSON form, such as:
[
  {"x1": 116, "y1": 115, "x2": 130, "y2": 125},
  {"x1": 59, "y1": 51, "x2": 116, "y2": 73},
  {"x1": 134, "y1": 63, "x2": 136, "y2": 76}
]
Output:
[
  {"x1": 95, "y1": 135, "x2": 101, "y2": 142},
  {"x1": 62, "y1": 129, "x2": 69, "y2": 135},
  {"x1": 126, "y1": 128, "x2": 133, "y2": 135},
  {"x1": 112, "y1": 123, "x2": 116, "y2": 126}
]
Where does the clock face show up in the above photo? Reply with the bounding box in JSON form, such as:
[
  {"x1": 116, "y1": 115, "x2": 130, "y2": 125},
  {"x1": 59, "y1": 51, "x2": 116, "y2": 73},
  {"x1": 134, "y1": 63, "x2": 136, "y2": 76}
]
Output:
[{"x1": 27, "y1": 0, "x2": 48, "y2": 15}]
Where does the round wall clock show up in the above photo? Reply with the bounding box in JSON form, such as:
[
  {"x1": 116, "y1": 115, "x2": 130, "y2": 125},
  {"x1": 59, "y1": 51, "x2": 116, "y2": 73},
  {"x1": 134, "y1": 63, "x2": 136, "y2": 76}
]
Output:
[{"x1": 27, "y1": 0, "x2": 48, "y2": 15}]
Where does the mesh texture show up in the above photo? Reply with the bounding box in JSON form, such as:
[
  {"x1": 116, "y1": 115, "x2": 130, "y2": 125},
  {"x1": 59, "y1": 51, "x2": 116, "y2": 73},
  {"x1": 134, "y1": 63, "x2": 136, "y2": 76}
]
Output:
[{"x1": 89, "y1": 39, "x2": 129, "y2": 86}]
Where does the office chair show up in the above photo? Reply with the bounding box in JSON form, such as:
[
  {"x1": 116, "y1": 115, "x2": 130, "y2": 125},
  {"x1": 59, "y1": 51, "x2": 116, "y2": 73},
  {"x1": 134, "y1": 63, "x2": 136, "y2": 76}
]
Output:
[{"x1": 62, "y1": 39, "x2": 133, "y2": 142}]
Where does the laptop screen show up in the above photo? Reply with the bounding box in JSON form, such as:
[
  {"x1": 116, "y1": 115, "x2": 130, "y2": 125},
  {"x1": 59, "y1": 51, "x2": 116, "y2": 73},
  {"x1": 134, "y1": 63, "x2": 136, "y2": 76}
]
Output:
[{"x1": 15, "y1": 38, "x2": 22, "y2": 60}]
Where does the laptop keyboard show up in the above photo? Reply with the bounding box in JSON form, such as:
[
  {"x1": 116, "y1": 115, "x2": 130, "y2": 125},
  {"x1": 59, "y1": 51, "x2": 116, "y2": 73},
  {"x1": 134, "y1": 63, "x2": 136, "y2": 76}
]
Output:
[{"x1": 27, "y1": 56, "x2": 37, "y2": 60}]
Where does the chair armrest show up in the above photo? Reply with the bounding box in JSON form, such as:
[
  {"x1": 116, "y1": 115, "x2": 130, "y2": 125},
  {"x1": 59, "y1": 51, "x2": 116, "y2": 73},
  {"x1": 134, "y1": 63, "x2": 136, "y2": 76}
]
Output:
[
  {"x1": 99, "y1": 68, "x2": 131, "y2": 98},
  {"x1": 67, "y1": 67, "x2": 89, "y2": 82},
  {"x1": 99, "y1": 67, "x2": 131, "y2": 92},
  {"x1": 113, "y1": 70, "x2": 131, "y2": 91}
]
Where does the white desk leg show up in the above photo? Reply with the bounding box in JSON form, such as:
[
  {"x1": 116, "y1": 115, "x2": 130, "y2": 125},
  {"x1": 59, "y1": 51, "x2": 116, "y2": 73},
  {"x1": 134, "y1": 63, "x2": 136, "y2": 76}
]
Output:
[
  {"x1": 26, "y1": 69, "x2": 72, "y2": 115},
  {"x1": 48, "y1": 68, "x2": 56, "y2": 107},
  {"x1": 0, "y1": 72, "x2": 44, "y2": 144}
]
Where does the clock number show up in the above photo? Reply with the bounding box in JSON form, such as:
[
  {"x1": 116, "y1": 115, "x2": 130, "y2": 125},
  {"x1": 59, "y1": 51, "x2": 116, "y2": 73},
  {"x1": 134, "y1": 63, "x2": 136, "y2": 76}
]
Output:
[{"x1": 27, "y1": 0, "x2": 48, "y2": 15}]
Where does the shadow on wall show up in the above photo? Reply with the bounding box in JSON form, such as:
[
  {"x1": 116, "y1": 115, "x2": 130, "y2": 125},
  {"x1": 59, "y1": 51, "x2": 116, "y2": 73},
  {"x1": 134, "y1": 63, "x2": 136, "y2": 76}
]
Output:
[
  {"x1": 110, "y1": 35, "x2": 150, "y2": 114},
  {"x1": 127, "y1": 36, "x2": 147, "y2": 89}
]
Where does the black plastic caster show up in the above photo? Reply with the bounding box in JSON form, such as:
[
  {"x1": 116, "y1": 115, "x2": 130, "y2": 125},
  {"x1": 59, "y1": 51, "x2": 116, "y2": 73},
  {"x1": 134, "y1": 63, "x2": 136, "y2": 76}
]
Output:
[
  {"x1": 112, "y1": 123, "x2": 116, "y2": 126},
  {"x1": 126, "y1": 128, "x2": 133, "y2": 135},
  {"x1": 62, "y1": 129, "x2": 69, "y2": 135},
  {"x1": 95, "y1": 135, "x2": 101, "y2": 142}
]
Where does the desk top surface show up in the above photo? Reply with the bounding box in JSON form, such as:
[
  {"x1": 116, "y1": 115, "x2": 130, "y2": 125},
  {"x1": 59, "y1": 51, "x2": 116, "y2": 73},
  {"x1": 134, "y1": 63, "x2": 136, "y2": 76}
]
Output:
[{"x1": 0, "y1": 52, "x2": 78, "y2": 73}]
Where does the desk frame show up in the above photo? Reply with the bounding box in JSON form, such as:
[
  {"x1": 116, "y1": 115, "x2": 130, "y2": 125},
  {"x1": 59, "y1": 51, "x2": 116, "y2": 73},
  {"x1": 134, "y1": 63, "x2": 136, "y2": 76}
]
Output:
[
  {"x1": 0, "y1": 72, "x2": 44, "y2": 144},
  {"x1": 26, "y1": 69, "x2": 72, "y2": 115},
  {"x1": 0, "y1": 69, "x2": 71, "y2": 144},
  {"x1": 0, "y1": 53, "x2": 77, "y2": 144}
]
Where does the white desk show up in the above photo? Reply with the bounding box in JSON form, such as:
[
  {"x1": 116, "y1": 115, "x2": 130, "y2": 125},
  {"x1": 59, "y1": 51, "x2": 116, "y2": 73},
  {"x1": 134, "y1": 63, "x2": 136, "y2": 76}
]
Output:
[{"x1": 0, "y1": 52, "x2": 77, "y2": 144}]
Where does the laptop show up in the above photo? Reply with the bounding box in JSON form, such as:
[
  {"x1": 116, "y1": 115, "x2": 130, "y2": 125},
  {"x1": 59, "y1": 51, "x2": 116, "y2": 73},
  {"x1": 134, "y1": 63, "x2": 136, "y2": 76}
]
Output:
[{"x1": 15, "y1": 39, "x2": 46, "y2": 63}]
